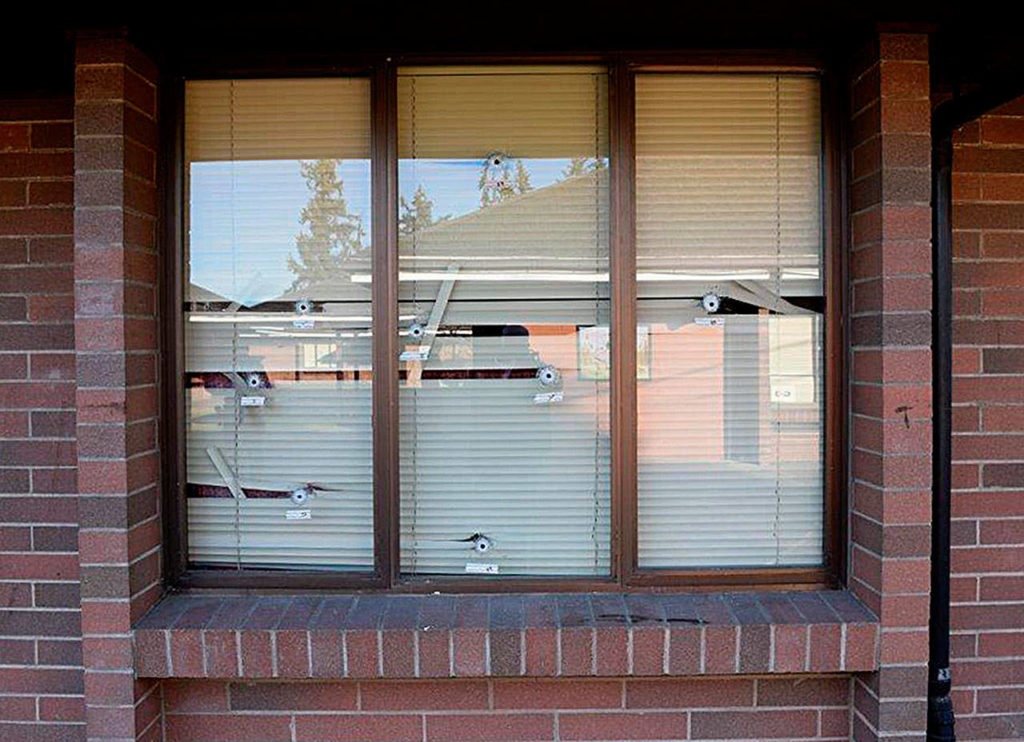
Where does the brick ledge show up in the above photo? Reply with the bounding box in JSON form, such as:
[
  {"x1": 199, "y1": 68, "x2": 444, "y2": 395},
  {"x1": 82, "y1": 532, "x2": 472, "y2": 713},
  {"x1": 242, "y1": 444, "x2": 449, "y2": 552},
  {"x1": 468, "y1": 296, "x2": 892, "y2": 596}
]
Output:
[{"x1": 133, "y1": 591, "x2": 878, "y2": 680}]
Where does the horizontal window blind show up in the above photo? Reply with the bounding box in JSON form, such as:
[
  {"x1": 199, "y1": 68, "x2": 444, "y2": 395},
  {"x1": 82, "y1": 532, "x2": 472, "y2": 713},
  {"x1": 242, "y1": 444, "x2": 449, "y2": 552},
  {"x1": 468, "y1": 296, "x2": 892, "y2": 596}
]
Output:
[
  {"x1": 184, "y1": 78, "x2": 374, "y2": 571},
  {"x1": 186, "y1": 79, "x2": 372, "y2": 307},
  {"x1": 635, "y1": 74, "x2": 821, "y2": 298},
  {"x1": 635, "y1": 74, "x2": 824, "y2": 569},
  {"x1": 397, "y1": 66, "x2": 609, "y2": 159},
  {"x1": 186, "y1": 382, "x2": 373, "y2": 567},
  {"x1": 397, "y1": 67, "x2": 611, "y2": 576},
  {"x1": 186, "y1": 79, "x2": 371, "y2": 162}
]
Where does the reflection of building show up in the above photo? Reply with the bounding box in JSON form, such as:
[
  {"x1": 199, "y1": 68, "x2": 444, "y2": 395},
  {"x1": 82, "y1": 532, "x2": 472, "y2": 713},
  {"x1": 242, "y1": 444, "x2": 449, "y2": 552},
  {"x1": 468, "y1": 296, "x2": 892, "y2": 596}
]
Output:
[
  {"x1": 636, "y1": 313, "x2": 823, "y2": 568},
  {"x1": 398, "y1": 170, "x2": 609, "y2": 308}
]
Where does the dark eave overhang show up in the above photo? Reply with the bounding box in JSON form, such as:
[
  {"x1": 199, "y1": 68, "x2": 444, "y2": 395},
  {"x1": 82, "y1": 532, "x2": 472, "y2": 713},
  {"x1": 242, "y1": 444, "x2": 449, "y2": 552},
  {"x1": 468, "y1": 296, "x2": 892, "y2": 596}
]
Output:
[{"x1": 2, "y1": 2, "x2": 1023, "y2": 96}]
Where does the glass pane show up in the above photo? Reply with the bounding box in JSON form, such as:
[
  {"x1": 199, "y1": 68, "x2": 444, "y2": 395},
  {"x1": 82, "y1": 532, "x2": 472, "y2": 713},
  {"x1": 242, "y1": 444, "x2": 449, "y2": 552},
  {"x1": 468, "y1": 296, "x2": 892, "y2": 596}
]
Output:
[
  {"x1": 635, "y1": 73, "x2": 825, "y2": 568},
  {"x1": 397, "y1": 67, "x2": 611, "y2": 576},
  {"x1": 184, "y1": 78, "x2": 374, "y2": 571}
]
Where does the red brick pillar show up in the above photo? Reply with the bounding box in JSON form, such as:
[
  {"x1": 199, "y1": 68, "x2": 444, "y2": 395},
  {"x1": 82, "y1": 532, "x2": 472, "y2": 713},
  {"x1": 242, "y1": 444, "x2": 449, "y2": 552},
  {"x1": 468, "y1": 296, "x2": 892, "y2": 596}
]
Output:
[
  {"x1": 847, "y1": 31, "x2": 934, "y2": 742},
  {"x1": 74, "y1": 34, "x2": 163, "y2": 742}
]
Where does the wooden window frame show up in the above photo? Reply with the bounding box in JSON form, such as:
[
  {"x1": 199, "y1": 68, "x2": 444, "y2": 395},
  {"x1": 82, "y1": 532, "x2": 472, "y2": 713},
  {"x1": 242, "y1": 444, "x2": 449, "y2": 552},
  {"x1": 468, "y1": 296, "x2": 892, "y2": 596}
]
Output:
[{"x1": 161, "y1": 51, "x2": 845, "y2": 592}]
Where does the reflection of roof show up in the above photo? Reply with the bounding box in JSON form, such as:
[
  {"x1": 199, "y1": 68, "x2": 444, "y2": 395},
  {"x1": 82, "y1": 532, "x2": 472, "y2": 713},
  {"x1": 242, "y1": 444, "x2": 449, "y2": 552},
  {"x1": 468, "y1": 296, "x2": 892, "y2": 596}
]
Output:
[
  {"x1": 189, "y1": 172, "x2": 603, "y2": 305},
  {"x1": 189, "y1": 282, "x2": 232, "y2": 303},
  {"x1": 407, "y1": 170, "x2": 602, "y2": 236},
  {"x1": 398, "y1": 170, "x2": 607, "y2": 267},
  {"x1": 189, "y1": 261, "x2": 372, "y2": 307}
]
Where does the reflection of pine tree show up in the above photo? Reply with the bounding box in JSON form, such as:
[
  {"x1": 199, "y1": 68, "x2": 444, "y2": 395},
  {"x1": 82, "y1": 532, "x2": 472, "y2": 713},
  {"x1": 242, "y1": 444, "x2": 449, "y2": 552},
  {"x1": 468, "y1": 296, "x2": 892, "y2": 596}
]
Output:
[
  {"x1": 562, "y1": 157, "x2": 588, "y2": 179},
  {"x1": 399, "y1": 185, "x2": 449, "y2": 235},
  {"x1": 478, "y1": 157, "x2": 532, "y2": 208},
  {"x1": 560, "y1": 156, "x2": 605, "y2": 180},
  {"x1": 288, "y1": 159, "x2": 366, "y2": 291},
  {"x1": 478, "y1": 166, "x2": 512, "y2": 207},
  {"x1": 514, "y1": 160, "x2": 532, "y2": 194}
]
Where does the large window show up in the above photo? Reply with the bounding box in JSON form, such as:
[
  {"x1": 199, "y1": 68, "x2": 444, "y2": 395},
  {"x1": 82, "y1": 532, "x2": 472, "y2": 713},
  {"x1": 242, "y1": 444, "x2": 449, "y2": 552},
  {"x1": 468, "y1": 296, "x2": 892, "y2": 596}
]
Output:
[{"x1": 176, "y1": 62, "x2": 833, "y2": 588}]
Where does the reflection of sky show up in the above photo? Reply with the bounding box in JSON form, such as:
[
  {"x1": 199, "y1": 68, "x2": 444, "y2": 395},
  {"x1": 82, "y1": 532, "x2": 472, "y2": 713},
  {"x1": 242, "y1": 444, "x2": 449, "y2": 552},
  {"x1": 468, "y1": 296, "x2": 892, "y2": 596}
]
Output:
[
  {"x1": 190, "y1": 159, "x2": 372, "y2": 304},
  {"x1": 398, "y1": 158, "x2": 579, "y2": 218},
  {"x1": 189, "y1": 158, "x2": 581, "y2": 303}
]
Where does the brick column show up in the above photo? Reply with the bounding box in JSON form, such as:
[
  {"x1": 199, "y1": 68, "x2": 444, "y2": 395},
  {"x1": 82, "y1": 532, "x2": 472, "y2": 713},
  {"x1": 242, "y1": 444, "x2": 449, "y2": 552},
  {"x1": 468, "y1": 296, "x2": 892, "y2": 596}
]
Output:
[
  {"x1": 847, "y1": 32, "x2": 933, "y2": 742},
  {"x1": 74, "y1": 35, "x2": 163, "y2": 742}
]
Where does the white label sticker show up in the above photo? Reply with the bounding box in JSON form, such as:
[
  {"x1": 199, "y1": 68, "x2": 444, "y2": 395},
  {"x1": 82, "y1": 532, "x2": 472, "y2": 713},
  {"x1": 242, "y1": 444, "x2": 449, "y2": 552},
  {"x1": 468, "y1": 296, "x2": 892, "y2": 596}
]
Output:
[
  {"x1": 465, "y1": 563, "x2": 499, "y2": 574},
  {"x1": 694, "y1": 317, "x2": 725, "y2": 327},
  {"x1": 771, "y1": 385, "x2": 797, "y2": 403},
  {"x1": 292, "y1": 318, "x2": 315, "y2": 329},
  {"x1": 285, "y1": 509, "x2": 311, "y2": 520},
  {"x1": 400, "y1": 348, "x2": 430, "y2": 362},
  {"x1": 533, "y1": 391, "x2": 564, "y2": 405},
  {"x1": 239, "y1": 396, "x2": 266, "y2": 407}
]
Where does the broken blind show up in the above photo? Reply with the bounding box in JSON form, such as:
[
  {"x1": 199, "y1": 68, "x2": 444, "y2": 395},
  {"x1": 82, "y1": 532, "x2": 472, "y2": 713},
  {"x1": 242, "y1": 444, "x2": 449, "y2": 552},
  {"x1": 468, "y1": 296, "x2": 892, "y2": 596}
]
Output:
[
  {"x1": 635, "y1": 74, "x2": 824, "y2": 568},
  {"x1": 397, "y1": 66, "x2": 612, "y2": 576},
  {"x1": 184, "y1": 78, "x2": 375, "y2": 570}
]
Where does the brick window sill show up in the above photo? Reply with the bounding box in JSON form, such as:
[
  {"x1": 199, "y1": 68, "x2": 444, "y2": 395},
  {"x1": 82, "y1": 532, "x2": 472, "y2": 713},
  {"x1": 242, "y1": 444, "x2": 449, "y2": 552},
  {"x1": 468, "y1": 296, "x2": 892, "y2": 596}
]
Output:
[{"x1": 132, "y1": 590, "x2": 879, "y2": 680}]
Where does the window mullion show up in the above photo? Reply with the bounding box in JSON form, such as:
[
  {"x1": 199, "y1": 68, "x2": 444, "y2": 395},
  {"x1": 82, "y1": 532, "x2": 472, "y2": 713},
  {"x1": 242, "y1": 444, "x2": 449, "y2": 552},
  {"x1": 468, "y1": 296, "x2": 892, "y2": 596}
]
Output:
[
  {"x1": 609, "y1": 58, "x2": 638, "y2": 583},
  {"x1": 371, "y1": 60, "x2": 400, "y2": 586}
]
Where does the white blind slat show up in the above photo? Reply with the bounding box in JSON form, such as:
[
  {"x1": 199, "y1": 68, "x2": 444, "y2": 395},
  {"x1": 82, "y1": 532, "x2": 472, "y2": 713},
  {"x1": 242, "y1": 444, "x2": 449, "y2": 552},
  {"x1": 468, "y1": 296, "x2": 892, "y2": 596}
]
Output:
[
  {"x1": 185, "y1": 383, "x2": 373, "y2": 567},
  {"x1": 398, "y1": 69, "x2": 608, "y2": 159},
  {"x1": 400, "y1": 380, "x2": 610, "y2": 576}
]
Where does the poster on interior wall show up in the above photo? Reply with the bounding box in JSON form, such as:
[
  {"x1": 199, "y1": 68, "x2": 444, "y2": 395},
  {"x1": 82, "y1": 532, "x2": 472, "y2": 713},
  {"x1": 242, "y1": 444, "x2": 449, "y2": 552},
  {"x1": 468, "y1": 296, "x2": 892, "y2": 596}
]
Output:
[{"x1": 577, "y1": 325, "x2": 652, "y2": 381}]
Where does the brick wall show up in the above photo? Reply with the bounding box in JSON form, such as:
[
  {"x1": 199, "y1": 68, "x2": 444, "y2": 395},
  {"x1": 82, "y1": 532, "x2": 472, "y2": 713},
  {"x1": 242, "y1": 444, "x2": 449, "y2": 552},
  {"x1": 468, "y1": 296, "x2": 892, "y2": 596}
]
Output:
[
  {"x1": 0, "y1": 98, "x2": 84, "y2": 739},
  {"x1": 160, "y1": 677, "x2": 852, "y2": 742},
  {"x1": 13, "y1": 28, "x2": 1024, "y2": 742},
  {"x1": 846, "y1": 32, "x2": 934, "y2": 742},
  {"x1": 951, "y1": 94, "x2": 1024, "y2": 741}
]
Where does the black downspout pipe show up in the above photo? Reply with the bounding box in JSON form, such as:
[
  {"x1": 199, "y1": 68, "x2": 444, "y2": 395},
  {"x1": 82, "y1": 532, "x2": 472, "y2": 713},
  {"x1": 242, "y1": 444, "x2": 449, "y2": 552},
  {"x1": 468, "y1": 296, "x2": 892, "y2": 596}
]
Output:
[
  {"x1": 928, "y1": 81, "x2": 1024, "y2": 742},
  {"x1": 928, "y1": 104, "x2": 956, "y2": 742}
]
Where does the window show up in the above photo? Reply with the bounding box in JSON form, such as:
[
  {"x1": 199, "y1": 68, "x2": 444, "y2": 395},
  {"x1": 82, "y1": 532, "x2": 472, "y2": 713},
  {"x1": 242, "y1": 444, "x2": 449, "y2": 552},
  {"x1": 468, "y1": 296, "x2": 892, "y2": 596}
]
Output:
[
  {"x1": 175, "y1": 61, "x2": 834, "y2": 588},
  {"x1": 397, "y1": 67, "x2": 611, "y2": 576},
  {"x1": 183, "y1": 78, "x2": 374, "y2": 570},
  {"x1": 634, "y1": 74, "x2": 824, "y2": 569}
]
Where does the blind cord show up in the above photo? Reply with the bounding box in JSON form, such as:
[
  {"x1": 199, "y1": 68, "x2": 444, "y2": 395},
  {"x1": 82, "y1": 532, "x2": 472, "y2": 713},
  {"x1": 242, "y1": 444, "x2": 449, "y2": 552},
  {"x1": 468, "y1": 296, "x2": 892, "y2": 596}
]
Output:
[
  {"x1": 591, "y1": 72, "x2": 602, "y2": 573},
  {"x1": 772, "y1": 75, "x2": 783, "y2": 566},
  {"x1": 229, "y1": 79, "x2": 242, "y2": 571},
  {"x1": 408, "y1": 75, "x2": 419, "y2": 574}
]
